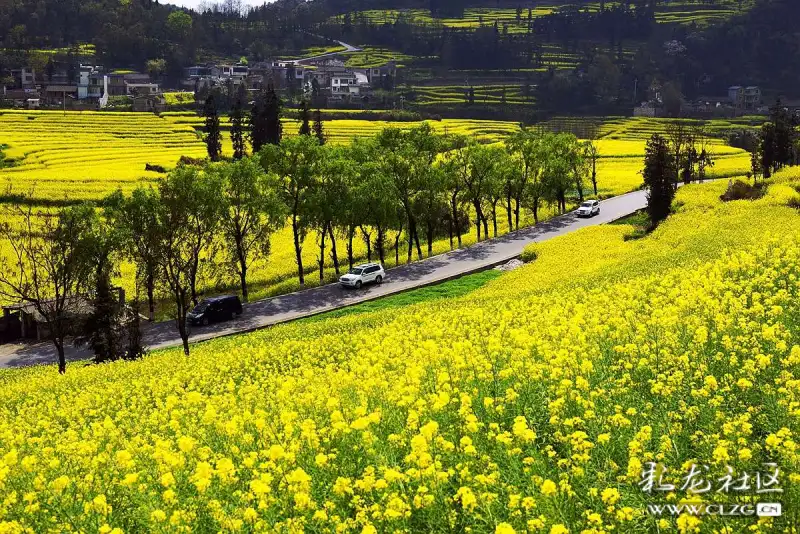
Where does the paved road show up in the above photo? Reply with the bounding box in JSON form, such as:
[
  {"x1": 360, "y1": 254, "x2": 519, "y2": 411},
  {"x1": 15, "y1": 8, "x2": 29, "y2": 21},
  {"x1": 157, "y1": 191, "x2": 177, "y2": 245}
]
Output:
[{"x1": 0, "y1": 190, "x2": 646, "y2": 369}]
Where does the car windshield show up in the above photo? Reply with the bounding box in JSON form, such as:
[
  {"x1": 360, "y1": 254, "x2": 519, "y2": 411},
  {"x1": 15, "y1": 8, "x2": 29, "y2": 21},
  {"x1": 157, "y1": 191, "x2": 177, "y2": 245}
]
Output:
[
  {"x1": 580, "y1": 202, "x2": 594, "y2": 208},
  {"x1": 349, "y1": 268, "x2": 364, "y2": 275},
  {"x1": 192, "y1": 301, "x2": 210, "y2": 313}
]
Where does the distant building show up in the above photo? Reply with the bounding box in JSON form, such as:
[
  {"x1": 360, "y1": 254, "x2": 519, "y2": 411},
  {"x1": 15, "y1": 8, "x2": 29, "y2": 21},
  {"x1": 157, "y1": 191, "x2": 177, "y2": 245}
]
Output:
[
  {"x1": 43, "y1": 85, "x2": 78, "y2": 104},
  {"x1": 10, "y1": 68, "x2": 36, "y2": 88},
  {"x1": 126, "y1": 83, "x2": 160, "y2": 96},
  {"x1": 364, "y1": 61, "x2": 397, "y2": 86},
  {"x1": 729, "y1": 85, "x2": 761, "y2": 113},
  {"x1": 219, "y1": 64, "x2": 249, "y2": 80},
  {"x1": 728, "y1": 85, "x2": 744, "y2": 107},
  {"x1": 1, "y1": 88, "x2": 40, "y2": 108},
  {"x1": 78, "y1": 64, "x2": 105, "y2": 100},
  {"x1": 743, "y1": 86, "x2": 762, "y2": 110},
  {"x1": 633, "y1": 102, "x2": 658, "y2": 117},
  {"x1": 133, "y1": 93, "x2": 166, "y2": 113}
]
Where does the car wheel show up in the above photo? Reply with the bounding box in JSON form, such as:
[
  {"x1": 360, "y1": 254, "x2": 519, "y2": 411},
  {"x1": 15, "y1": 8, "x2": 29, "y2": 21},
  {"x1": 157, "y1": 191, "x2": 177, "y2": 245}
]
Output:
[
  {"x1": 202, "y1": 317, "x2": 209, "y2": 326},
  {"x1": 355, "y1": 280, "x2": 362, "y2": 289},
  {"x1": 376, "y1": 275, "x2": 383, "y2": 284}
]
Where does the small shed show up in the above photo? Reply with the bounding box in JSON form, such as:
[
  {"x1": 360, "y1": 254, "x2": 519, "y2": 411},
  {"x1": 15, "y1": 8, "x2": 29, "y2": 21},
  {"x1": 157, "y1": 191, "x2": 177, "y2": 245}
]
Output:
[{"x1": 1, "y1": 288, "x2": 124, "y2": 343}]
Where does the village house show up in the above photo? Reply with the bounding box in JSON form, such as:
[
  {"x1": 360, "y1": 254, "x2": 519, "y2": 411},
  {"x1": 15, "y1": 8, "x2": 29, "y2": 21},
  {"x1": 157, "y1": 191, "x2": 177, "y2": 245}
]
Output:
[
  {"x1": 1, "y1": 288, "x2": 124, "y2": 343},
  {"x1": 132, "y1": 93, "x2": 166, "y2": 112},
  {"x1": 729, "y1": 85, "x2": 762, "y2": 113},
  {"x1": 1, "y1": 87, "x2": 40, "y2": 108}
]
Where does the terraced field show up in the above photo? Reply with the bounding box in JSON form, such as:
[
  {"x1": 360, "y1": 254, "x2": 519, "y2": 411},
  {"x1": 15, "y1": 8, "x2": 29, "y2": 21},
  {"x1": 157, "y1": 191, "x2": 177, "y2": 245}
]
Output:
[
  {"x1": 408, "y1": 84, "x2": 535, "y2": 106},
  {"x1": 332, "y1": 0, "x2": 749, "y2": 33},
  {"x1": 0, "y1": 111, "x2": 756, "y2": 204},
  {"x1": 0, "y1": 111, "x2": 756, "y2": 306},
  {"x1": 0, "y1": 110, "x2": 206, "y2": 201},
  {"x1": 330, "y1": 6, "x2": 557, "y2": 33},
  {"x1": 162, "y1": 114, "x2": 521, "y2": 146},
  {"x1": 342, "y1": 47, "x2": 415, "y2": 68}
]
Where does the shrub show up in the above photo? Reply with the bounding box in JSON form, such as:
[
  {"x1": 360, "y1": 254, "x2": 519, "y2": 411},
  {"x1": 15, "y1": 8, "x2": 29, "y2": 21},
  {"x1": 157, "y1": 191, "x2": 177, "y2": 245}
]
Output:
[
  {"x1": 144, "y1": 163, "x2": 167, "y2": 173},
  {"x1": 520, "y1": 243, "x2": 538, "y2": 262},
  {"x1": 719, "y1": 179, "x2": 766, "y2": 201}
]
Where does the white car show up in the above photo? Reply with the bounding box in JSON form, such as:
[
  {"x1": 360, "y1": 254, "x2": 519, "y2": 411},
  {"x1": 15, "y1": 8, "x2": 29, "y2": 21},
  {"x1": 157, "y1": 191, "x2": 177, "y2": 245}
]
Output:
[
  {"x1": 339, "y1": 263, "x2": 385, "y2": 289},
  {"x1": 576, "y1": 200, "x2": 600, "y2": 218}
]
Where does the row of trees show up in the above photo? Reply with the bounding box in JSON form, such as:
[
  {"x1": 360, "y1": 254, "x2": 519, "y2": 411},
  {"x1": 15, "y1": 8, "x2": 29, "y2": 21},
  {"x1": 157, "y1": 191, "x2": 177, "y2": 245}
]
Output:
[
  {"x1": 0, "y1": 202, "x2": 146, "y2": 373},
  {"x1": 752, "y1": 101, "x2": 799, "y2": 181},
  {"x1": 0, "y1": 124, "x2": 599, "y2": 371},
  {"x1": 202, "y1": 83, "x2": 327, "y2": 162}
]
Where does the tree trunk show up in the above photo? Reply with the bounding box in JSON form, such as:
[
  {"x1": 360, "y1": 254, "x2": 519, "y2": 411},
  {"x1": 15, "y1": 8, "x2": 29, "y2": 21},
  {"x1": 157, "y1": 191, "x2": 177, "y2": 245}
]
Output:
[
  {"x1": 451, "y1": 192, "x2": 462, "y2": 248},
  {"x1": 318, "y1": 226, "x2": 326, "y2": 283},
  {"x1": 376, "y1": 226, "x2": 386, "y2": 265},
  {"x1": 506, "y1": 195, "x2": 513, "y2": 232},
  {"x1": 361, "y1": 226, "x2": 372, "y2": 262},
  {"x1": 482, "y1": 213, "x2": 489, "y2": 239},
  {"x1": 406, "y1": 211, "x2": 414, "y2": 263},
  {"x1": 189, "y1": 259, "x2": 199, "y2": 306},
  {"x1": 448, "y1": 218, "x2": 454, "y2": 250},
  {"x1": 176, "y1": 295, "x2": 190, "y2": 356},
  {"x1": 532, "y1": 197, "x2": 539, "y2": 223},
  {"x1": 394, "y1": 233, "x2": 401, "y2": 266},
  {"x1": 239, "y1": 262, "x2": 248, "y2": 303},
  {"x1": 514, "y1": 195, "x2": 522, "y2": 230},
  {"x1": 328, "y1": 223, "x2": 340, "y2": 276},
  {"x1": 592, "y1": 159, "x2": 598, "y2": 195},
  {"x1": 347, "y1": 226, "x2": 355, "y2": 270},
  {"x1": 55, "y1": 339, "x2": 66, "y2": 374},
  {"x1": 427, "y1": 225, "x2": 434, "y2": 257},
  {"x1": 413, "y1": 225, "x2": 423, "y2": 260},
  {"x1": 293, "y1": 215, "x2": 304, "y2": 286},
  {"x1": 491, "y1": 205, "x2": 498, "y2": 237},
  {"x1": 146, "y1": 267, "x2": 155, "y2": 322},
  {"x1": 179, "y1": 321, "x2": 190, "y2": 356}
]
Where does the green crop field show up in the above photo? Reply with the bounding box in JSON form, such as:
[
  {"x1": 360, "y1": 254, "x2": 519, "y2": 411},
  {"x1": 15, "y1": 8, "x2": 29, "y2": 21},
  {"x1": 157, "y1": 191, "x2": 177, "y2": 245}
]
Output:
[
  {"x1": 343, "y1": 47, "x2": 415, "y2": 68},
  {"x1": 406, "y1": 84, "x2": 535, "y2": 106},
  {"x1": 332, "y1": 0, "x2": 750, "y2": 33}
]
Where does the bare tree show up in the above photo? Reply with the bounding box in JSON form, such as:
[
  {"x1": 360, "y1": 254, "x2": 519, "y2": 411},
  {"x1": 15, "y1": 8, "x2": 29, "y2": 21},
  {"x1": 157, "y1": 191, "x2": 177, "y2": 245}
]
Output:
[
  {"x1": 666, "y1": 122, "x2": 689, "y2": 184},
  {"x1": 0, "y1": 199, "x2": 98, "y2": 373}
]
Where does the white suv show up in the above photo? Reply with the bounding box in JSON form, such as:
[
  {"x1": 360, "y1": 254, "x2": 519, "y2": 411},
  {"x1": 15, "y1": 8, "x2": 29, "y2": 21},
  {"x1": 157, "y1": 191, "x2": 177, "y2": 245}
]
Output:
[
  {"x1": 339, "y1": 263, "x2": 385, "y2": 289},
  {"x1": 576, "y1": 200, "x2": 600, "y2": 218}
]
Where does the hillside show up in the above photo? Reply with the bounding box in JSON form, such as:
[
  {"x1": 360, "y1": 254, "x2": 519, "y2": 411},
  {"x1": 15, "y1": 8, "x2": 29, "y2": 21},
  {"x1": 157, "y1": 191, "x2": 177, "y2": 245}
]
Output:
[
  {"x1": 1, "y1": 171, "x2": 800, "y2": 531},
  {"x1": 4, "y1": 0, "x2": 799, "y2": 117}
]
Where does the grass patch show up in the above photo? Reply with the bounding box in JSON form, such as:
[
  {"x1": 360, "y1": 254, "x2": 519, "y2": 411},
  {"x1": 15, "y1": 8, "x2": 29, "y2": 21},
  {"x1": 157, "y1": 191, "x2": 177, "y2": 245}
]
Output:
[
  {"x1": 609, "y1": 209, "x2": 648, "y2": 227},
  {"x1": 302, "y1": 269, "x2": 502, "y2": 323}
]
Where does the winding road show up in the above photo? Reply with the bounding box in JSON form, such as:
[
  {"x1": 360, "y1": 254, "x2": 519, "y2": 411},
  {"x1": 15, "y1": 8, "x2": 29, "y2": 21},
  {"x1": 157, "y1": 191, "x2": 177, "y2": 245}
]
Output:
[{"x1": 0, "y1": 189, "x2": 647, "y2": 369}]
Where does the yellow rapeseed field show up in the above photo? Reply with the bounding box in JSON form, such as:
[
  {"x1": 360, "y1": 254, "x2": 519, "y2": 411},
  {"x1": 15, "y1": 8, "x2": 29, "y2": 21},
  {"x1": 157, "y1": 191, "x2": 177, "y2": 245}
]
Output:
[
  {"x1": 0, "y1": 111, "x2": 755, "y2": 305},
  {"x1": 1, "y1": 170, "x2": 799, "y2": 533}
]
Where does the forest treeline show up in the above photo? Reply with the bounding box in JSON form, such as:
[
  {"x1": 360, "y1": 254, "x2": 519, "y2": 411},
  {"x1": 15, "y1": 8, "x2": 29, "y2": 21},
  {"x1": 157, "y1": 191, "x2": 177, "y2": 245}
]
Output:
[{"x1": 1, "y1": 0, "x2": 799, "y2": 106}]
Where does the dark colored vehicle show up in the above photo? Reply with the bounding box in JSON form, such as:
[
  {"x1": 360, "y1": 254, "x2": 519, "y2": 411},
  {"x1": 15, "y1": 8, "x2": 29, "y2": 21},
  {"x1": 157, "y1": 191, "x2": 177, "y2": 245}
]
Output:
[{"x1": 187, "y1": 295, "x2": 243, "y2": 326}]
